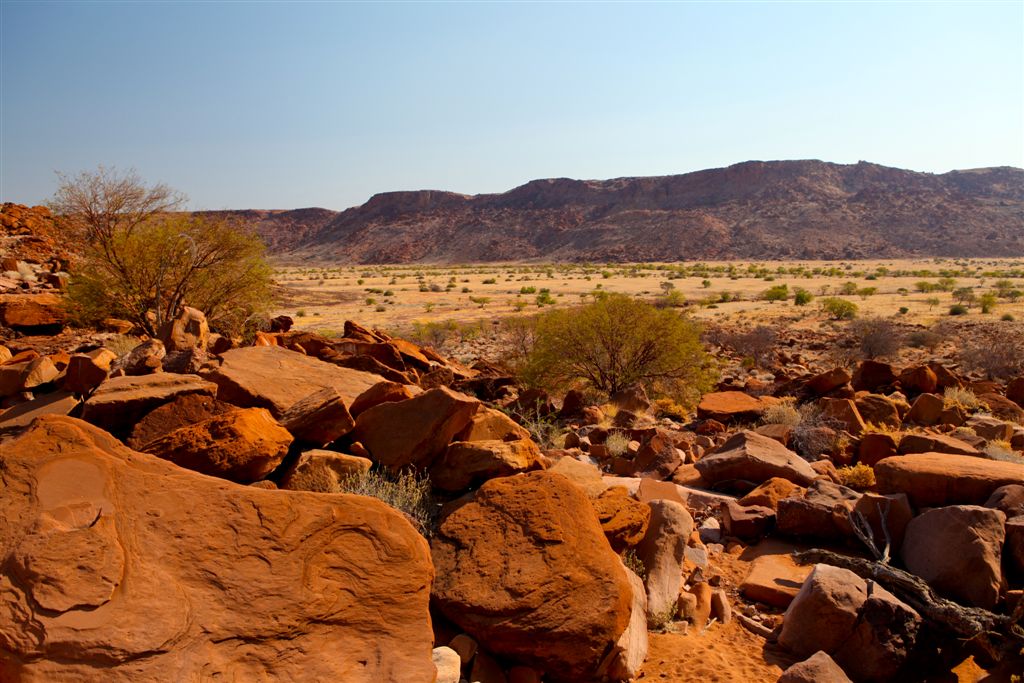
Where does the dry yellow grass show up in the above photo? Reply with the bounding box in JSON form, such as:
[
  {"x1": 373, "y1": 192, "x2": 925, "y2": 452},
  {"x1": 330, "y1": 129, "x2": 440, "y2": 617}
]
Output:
[{"x1": 273, "y1": 258, "x2": 1024, "y2": 335}]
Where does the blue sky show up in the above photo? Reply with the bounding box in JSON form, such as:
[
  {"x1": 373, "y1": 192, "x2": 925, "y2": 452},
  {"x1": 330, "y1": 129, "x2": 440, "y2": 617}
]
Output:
[{"x1": 2, "y1": 1, "x2": 1021, "y2": 210}]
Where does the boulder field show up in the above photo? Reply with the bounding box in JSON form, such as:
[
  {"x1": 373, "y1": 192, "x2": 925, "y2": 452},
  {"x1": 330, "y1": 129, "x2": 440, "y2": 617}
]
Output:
[{"x1": 1, "y1": 308, "x2": 1023, "y2": 682}]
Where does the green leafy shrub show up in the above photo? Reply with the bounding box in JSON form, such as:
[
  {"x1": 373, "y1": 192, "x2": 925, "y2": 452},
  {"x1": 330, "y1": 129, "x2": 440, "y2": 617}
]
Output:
[
  {"x1": 520, "y1": 294, "x2": 716, "y2": 407},
  {"x1": 820, "y1": 297, "x2": 858, "y2": 320}
]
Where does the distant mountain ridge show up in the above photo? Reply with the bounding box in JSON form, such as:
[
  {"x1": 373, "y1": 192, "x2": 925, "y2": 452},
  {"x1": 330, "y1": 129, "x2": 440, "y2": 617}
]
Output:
[{"x1": 217, "y1": 160, "x2": 1024, "y2": 262}]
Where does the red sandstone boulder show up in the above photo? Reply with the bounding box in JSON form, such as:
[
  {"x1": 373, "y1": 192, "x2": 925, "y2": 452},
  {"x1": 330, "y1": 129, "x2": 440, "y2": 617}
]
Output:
[
  {"x1": 126, "y1": 393, "x2": 235, "y2": 449},
  {"x1": 454, "y1": 405, "x2": 531, "y2": 442},
  {"x1": 347, "y1": 380, "x2": 415, "y2": 417},
  {"x1": 875, "y1": 453, "x2": 1024, "y2": 507},
  {"x1": 851, "y1": 360, "x2": 897, "y2": 393},
  {"x1": 160, "y1": 305, "x2": 209, "y2": 352},
  {"x1": 0, "y1": 356, "x2": 58, "y2": 396},
  {"x1": 63, "y1": 348, "x2": 117, "y2": 396},
  {"x1": 805, "y1": 368, "x2": 852, "y2": 396},
  {"x1": 431, "y1": 439, "x2": 543, "y2": 492},
  {"x1": 0, "y1": 415, "x2": 435, "y2": 682},
  {"x1": 592, "y1": 487, "x2": 651, "y2": 552},
  {"x1": 695, "y1": 430, "x2": 817, "y2": 490},
  {"x1": 353, "y1": 386, "x2": 479, "y2": 470},
  {"x1": 431, "y1": 471, "x2": 634, "y2": 681},
  {"x1": 81, "y1": 373, "x2": 217, "y2": 436},
  {"x1": 696, "y1": 391, "x2": 769, "y2": 422},
  {"x1": 0, "y1": 292, "x2": 66, "y2": 330},
  {"x1": 778, "y1": 651, "x2": 852, "y2": 683},
  {"x1": 280, "y1": 449, "x2": 373, "y2": 491},
  {"x1": 139, "y1": 407, "x2": 293, "y2": 483},
  {"x1": 901, "y1": 505, "x2": 1005, "y2": 609},
  {"x1": 740, "y1": 554, "x2": 812, "y2": 608},
  {"x1": 898, "y1": 433, "x2": 981, "y2": 457},
  {"x1": 905, "y1": 393, "x2": 944, "y2": 425},
  {"x1": 779, "y1": 563, "x2": 920, "y2": 681},
  {"x1": 897, "y1": 365, "x2": 938, "y2": 395}
]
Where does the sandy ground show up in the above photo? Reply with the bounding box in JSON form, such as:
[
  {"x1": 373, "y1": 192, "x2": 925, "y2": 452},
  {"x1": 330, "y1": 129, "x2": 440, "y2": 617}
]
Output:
[{"x1": 272, "y1": 258, "x2": 1024, "y2": 337}]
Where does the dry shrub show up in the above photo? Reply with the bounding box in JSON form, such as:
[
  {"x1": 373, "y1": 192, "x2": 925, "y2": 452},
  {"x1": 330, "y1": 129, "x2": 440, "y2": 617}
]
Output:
[
  {"x1": 792, "y1": 404, "x2": 845, "y2": 460},
  {"x1": 983, "y1": 441, "x2": 1023, "y2": 463},
  {"x1": 760, "y1": 399, "x2": 801, "y2": 427},
  {"x1": 943, "y1": 387, "x2": 982, "y2": 411},
  {"x1": 338, "y1": 469, "x2": 437, "y2": 537},
  {"x1": 653, "y1": 397, "x2": 688, "y2": 420},
  {"x1": 837, "y1": 463, "x2": 876, "y2": 490},
  {"x1": 725, "y1": 325, "x2": 779, "y2": 368},
  {"x1": 954, "y1": 321, "x2": 1024, "y2": 379},
  {"x1": 605, "y1": 432, "x2": 631, "y2": 458},
  {"x1": 102, "y1": 334, "x2": 142, "y2": 358},
  {"x1": 849, "y1": 317, "x2": 903, "y2": 360}
]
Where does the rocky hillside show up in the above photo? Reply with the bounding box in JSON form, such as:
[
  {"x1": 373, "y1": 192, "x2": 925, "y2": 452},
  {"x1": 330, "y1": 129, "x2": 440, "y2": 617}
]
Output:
[
  {"x1": 195, "y1": 207, "x2": 337, "y2": 252},
  {"x1": 270, "y1": 160, "x2": 1024, "y2": 262}
]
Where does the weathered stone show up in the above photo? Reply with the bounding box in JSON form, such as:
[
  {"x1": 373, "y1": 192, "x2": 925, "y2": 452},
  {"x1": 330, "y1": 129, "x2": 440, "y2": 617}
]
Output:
[
  {"x1": 754, "y1": 422, "x2": 794, "y2": 447},
  {"x1": 0, "y1": 415, "x2": 435, "y2": 682},
  {"x1": 696, "y1": 391, "x2": 768, "y2": 422},
  {"x1": 851, "y1": 360, "x2": 897, "y2": 393},
  {"x1": 120, "y1": 339, "x2": 165, "y2": 375},
  {"x1": 597, "y1": 565, "x2": 649, "y2": 682},
  {"x1": 126, "y1": 393, "x2": 234, "y2": 449},
  {"x1": 140, "y1": 407, "x2": 293, "y2": 483},
  {"x1": 899, "y1": 432, "x2": 981, "y2": 457},
  {"x1": 81, "y1": 373, "x2": 217, "y2": 436},
  {"x1": 695, "y1": 430, "x2": 816, "y2": 491},
  {"x1": 281, "y1": 449, "x2": 373, "y2": 491},
  {"x1": 454, "y1": 405, "x2": 531, "y2": 442},
  {"x1": 979, "y1": 392, "x2": 1024, "y2": 423},
  {"x1": 347, "y1": 380, "x2": 414, "y2": 418},
  {"x1": 780, "y1": 564, "x2": 920, "y2": 681},
  {"x1": 203, "y1": 344, "x2": 383, "y2": 414},
  {"x1": 740, "y1": 553, "x2": 812, "y2": 608},
  {"x1": 637, "y1": 499, "x2": 693, "y2": 627},
  {"x1": 854, "y1": 394, "x2": 901, "y2": 428},
  {"x1": 0, "y1": 292, "x2": 66, "y2": 330},
  {"x1": 858, "y1": 431, "x2": 899, "y2": 466},
  {"x1": 63, "y1": 349, "x2": 117, "y2": 396},
  {"x1": 806, "y1": 368, "x2": 852, "y2": 396},
  {"x1": 431, "y1": 471, "x2": 633, "y2": 682},
  {"x1": 160, "y1": 306, "x2": 209, "y2": 353},
  {"x1": 354, "y1": 386, "x2": 479, "y2": 470},
  {"x1": 721, "y1": 500, "x2": 775, "y2": 540},
  {"x1": 433, "y1": 646, "x2": 462, "y2": 683},
  {"x1": 898, "y1": 365, "x2": 938, "y2": 395},
  {"x1": 777, "y1": 480, "x2": 862, "y2": 541},
  {"x1": 985, "y1": 484, "x2": 1024, "y2": 518},
  {"x1": 777, "y1": 651, "x2": 852, "y2": 683},
  {"x1": 966, "y1": 415, "x2": 1015, "y2": 442},
  {"x1": 905, "y1": 392, "x2": 944, "y2": 426},
  {"x1": 738, "y1": 477, "x2": 802, "y2": 510},
  {"x1": 875, "y1": 452, "x2": 1024, "y2": 507},
  {"x1": 0, "y1": 391, "x2": 79, "y2": 431},
  {"x1": 820, "y1": 397, "x2": 866, "y2": 435},
  {"x1": 593, "y1": 486, "x2": 651, "y2": 552},
  {"x1": 901, "y1": 505, "x2": 1005, "y2": 609},
  {"x1": 431, "y1": 439, "x2": 543, "y2": 492},
  {"x1": 0, "y1": 357, "x2": 58, "y2": 397},
  {"x1": 548, "y1": 456, "x2": 606, "y2": 497}
]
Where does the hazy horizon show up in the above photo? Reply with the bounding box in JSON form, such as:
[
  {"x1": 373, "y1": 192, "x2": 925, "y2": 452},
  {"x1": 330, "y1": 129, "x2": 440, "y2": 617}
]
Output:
[{"x1": 2, "y1": 1, "x2": 1022, "y2": 211}]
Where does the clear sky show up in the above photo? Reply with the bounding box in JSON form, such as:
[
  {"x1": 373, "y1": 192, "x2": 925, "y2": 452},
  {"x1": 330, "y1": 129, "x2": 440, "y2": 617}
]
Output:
[{"x1": 2, "y1": 1, "x2": 1022, "y2": 210}]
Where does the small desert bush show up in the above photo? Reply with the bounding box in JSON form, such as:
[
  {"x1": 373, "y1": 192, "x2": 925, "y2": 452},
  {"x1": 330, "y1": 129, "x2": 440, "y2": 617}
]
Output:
[
  {"x1": 605, "y1": 432, "x2": 631, "y2": 458},
  {"x1": 849, "y1": 317, "x2": 902, "y2": 360},
  {"x1": 837, "y1": 463, "x2": 876, "y2": 490},
  {"x1": 622, "y1": 549, "x2": 647, "y2": 581},
  {"x1": 760, "y1": 399, "x2": 801, "y2": 427},
  {"x1": 907, "y1": 328, "x2": 944, "y2": 351},
  {"x1": 653, "y1": 397, "x2": 688, "y2": 420},
  {"x1": 943, "y1": 387, "x2": 982, "y2": 411},
  {"x1": 983, "y1": 440, "x2": 1022, "y2": 463},
  {"x1": 792, "y1": 404, "x2": 845, "y2": 460},
  {"x1": 957, "y1": 323, "x2": 1024, "y2": 379},
  {"x1": 338, "y1": 469, "x2": 437, "y2": 537},
  {"x1": 820, "y1": 297, "x2": 858, "y2": 320},
  {"x1": 861, "y1": 421, "x2": 899, "y2": 434}
]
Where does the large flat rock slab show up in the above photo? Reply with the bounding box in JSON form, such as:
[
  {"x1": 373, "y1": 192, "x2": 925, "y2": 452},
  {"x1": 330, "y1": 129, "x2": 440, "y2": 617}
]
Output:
[
  {"x1": 0, "y1": 415, "x2": 435, "y2": 682},
  {"x1": 81, "y1": 373, "x2": 217, "y2": 435},
  {"x1": 875, "y1": 452, "x2": 1024, "y2": 507}
]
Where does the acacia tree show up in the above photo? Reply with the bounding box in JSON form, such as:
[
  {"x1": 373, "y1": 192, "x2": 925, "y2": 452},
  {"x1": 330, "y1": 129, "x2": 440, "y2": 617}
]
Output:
[
  {"x1": 52, "y1": 167, "x2": 273, "y2": 336},
  {"x1": 521, "y1": 293, "x2": 716, "y2": 407}
]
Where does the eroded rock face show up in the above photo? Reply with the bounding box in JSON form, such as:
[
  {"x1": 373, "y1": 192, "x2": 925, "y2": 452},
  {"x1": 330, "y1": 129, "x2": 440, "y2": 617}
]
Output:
[
  {"x1": 695, "y1": 430, "x2": 817, "y2": 491},
  {"x1": 875, "y1": 453, "x2": 1024, "y2": 507},
  {"x1": 0, "y1": 415, "x2": 435, "y2": 682},
  {"x1": 139, "y1": 407, "x2": 293, "y2": 483},
  {"x1": 779, "y1": 564, "x2": 920, "y2": 682},
  {"x1": 431, "y1": 471, "x2": 633, "y2": 682},
  {"x1": 430, "y1": 438, "x2": 543, "y2": 492},
  {"x1": 80, "y1": 373, "x2": 218, "y2": 436},
  {"x1": 354, "y1": 386, "x2": 480, "y2": 471},
  {"x1": 696, "y1": 391, "x2": 768, "y2": 422},
  {"x1": 901, "y1": 505, "x2": 1006, "y2": 609}
]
